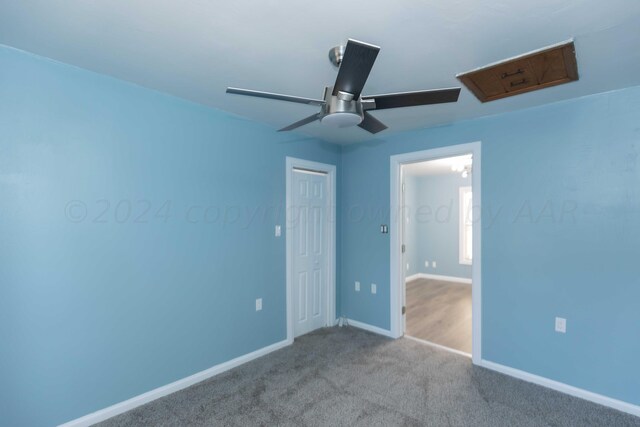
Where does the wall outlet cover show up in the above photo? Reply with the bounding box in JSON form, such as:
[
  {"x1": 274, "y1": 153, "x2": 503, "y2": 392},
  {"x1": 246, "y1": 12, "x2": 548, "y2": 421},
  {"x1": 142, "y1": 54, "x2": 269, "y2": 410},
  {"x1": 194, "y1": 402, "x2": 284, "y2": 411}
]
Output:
[
  {"x1": 275, "y1": 225, "x2": 281, "y2": 237},
  {"x1": 425, "y1": 261, "x2": 429, "y2": 267},
  {"x1": 555, "y1": 317, "x2": 566, "y2": 333},
  {"x1": 371, "y1": 283, "x2": 377, "y2": 294},
  {"x1": 256, "y1": 298, "x2": 263, "y2": 311},
  {"x1": 432, "y1": 261, "x2": 437, "y2": 268},
  {"x1": 355, "y1": 281, "x2": 360, "y2": 292}
]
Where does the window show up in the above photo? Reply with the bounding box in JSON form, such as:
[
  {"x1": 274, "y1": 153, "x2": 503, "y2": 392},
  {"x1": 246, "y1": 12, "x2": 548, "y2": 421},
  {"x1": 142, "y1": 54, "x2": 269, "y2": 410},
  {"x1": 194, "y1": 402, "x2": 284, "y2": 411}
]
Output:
[{"x1": 459, "y1": 186, "x2": 472, "y2": 265}]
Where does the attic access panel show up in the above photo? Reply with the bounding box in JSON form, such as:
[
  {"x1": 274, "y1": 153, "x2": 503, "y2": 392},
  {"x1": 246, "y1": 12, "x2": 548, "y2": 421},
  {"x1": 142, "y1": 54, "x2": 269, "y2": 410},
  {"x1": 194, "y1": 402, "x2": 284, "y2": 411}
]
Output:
[{"x1": 457, "y1": 41, "x2": 578, "y2": 102}]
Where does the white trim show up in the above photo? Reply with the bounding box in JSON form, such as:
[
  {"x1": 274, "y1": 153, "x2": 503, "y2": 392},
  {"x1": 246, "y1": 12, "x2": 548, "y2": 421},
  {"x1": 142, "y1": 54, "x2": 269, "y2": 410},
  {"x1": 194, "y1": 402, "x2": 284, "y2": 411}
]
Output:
[
  {"x1": 405, "y1": 272, "x2": 472, "y2": 284},
  {"x1": 390, "y1": 142, "x2": 482, "y2": 366},
  {"x1": 404, "y1": 335, "x2": 472, "y2": 358},
  {"x1": 59, "y1": 339, "x2": 291, "y2": 427},
  {"x1": 285, "y1": 157, "x2": 337, "y2": 341},
  {"x1": 346, "y1": 318, "x2": 395, "y2": 338},
  {"x1": 459, "y1": 186, "x2": 472, "y2": 265},
  {"x1": 479, "y1": 359, "x2": 640, "y2": 418},
  {"x1": 404, "y1": 273, "x2": 423, "y2": 282}
]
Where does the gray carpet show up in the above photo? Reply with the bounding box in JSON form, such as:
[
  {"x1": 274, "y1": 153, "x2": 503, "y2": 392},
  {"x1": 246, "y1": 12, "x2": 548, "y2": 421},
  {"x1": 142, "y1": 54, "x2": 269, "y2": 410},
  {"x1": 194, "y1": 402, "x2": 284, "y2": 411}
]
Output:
[{"x1": 98, "y1": 327, "x2": 640, "y2": 427}]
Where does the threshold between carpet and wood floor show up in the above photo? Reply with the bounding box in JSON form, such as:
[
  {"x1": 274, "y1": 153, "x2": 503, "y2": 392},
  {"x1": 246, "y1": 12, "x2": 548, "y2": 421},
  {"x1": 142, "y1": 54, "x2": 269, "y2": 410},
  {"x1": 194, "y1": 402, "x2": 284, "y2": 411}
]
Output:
[{"x1": 98, "y1": 327, "x2": 640, "y2": 427}]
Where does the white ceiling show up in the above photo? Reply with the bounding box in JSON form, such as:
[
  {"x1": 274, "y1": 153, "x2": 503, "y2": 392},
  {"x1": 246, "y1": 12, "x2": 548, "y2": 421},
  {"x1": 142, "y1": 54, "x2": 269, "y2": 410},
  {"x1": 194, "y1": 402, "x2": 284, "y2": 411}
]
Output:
[
  {"x1": 404, "y1": 155, "x2": 472, "y2": 176},
  {"x1": 1, "y1": 0, "x2": 639, "y2": 144}
]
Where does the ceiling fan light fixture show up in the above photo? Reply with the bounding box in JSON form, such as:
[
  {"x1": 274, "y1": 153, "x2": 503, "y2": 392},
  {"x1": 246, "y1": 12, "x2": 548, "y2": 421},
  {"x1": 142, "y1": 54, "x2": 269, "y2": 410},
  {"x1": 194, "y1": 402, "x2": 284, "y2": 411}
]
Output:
[
  {"x1": 226, "y1": 38, "x2": 461, "y2": 135},
  {"x1": 320, "y1": 112, "x2": 363, "y2": 128}
]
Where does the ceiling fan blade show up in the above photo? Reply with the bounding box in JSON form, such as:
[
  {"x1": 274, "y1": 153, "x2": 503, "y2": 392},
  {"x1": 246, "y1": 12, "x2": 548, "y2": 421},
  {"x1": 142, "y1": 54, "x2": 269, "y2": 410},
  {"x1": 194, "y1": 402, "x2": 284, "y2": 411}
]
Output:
[
  {"x1": 362, "y1": 88, "x2": 461, "y2": 110},
  {"x1": 278, "y1": 113, "x2": 322, "y2": 132},
  {"x1": 358, "y1": 112, "x2": 388, "y2": 134},
  {"x1": 332, "y1": 39, "x2": 380, "y2": 100},
  {"x1": 226, "y1": 87, "x2": 325, "y2": 106}
]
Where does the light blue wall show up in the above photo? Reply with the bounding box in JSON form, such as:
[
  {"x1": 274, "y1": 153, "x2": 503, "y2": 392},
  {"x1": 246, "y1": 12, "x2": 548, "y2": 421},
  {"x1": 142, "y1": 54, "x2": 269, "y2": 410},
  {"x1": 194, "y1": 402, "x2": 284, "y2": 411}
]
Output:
[
  {"x1": 405, "y1": 173, "x2": 472, "y2": 279},
  {"x1": 340, "y1": 85, "x2": 640, "y2": 407},
  {"x1": 0, "y1": 46, "x2": 341, "y2": 426},
  {"x1": 3, "y1": 41, "x2": 640, "y2": 423}
]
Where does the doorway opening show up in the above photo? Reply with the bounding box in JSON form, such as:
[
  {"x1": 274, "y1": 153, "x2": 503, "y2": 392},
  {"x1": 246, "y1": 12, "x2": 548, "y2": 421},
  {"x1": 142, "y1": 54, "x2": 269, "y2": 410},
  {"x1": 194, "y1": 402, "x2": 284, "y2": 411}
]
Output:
[
  {"x1": 389, "y1": 142, "x2": 481, "y2": 364},
  {"x1": 285, "y1": 157, "x2": 337, "y2": 342},
  {"x1": 403, "y1": 155, "x2": 473, "y2": 355}
]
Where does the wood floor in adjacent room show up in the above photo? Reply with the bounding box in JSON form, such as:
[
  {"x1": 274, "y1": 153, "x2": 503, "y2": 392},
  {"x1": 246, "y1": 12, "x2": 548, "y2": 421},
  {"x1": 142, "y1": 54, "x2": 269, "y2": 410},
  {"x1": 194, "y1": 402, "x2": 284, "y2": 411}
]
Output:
[{"x1": 405, "y1": 278, "x2": 472, "y2": 353}]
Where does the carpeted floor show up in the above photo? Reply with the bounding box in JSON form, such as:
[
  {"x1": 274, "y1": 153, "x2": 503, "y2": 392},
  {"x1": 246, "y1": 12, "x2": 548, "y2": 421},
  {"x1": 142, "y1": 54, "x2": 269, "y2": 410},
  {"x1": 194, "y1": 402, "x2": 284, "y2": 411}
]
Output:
[{"x1": 98, "y1": 327, "x2": 640, "y2": 427}]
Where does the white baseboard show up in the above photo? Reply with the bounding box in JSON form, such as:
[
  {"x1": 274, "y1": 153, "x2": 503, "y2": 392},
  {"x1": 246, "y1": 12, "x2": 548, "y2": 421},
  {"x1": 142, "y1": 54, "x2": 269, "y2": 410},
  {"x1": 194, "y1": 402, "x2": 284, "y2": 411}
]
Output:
[
  {"x1": 59, "y1": 338, "x2": 293, "y2": 427},
  {"x1": 405, "y1": 273, "x2": 471, "y2": 284},
  {"x1": 346, "y1": 318, "x2": 395, "y2": 338},
  {"x1": 479, "y1": 359, "x2": 640, "y2": 417}
]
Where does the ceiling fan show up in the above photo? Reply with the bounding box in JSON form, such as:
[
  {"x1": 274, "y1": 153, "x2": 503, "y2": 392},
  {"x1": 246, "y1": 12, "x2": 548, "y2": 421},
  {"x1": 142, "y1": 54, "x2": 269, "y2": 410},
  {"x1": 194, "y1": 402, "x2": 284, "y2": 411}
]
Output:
[{"x1": 226, "y1": 39, "x2": 461, "y2": 134}]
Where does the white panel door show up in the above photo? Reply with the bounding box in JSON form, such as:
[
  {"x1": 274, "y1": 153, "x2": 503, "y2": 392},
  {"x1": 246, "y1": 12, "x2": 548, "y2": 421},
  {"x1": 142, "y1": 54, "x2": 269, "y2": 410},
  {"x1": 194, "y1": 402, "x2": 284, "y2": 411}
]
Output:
[{"x1": 292, "y1": 170, "x2": 328, "y2": 337}]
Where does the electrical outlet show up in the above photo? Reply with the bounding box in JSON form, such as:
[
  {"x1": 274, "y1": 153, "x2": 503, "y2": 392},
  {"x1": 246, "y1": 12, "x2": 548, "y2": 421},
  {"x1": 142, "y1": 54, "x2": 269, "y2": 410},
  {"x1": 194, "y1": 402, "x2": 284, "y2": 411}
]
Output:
[
  {"x1": 425, "y1": 261, "x2": 429, "y2": 267},
  {"x1": 256, "y1": 298, "x2": 262, "y2": 311},
  {"x1": 432, "y1": 261, "x2": 437, "y2": 269},
  {"x1": 355, "y1": 281, "x2": 360, "y2": 292},
  {"x1": 275, "y1": 225, "x2": 281, "y2": 237},
  {"x1": 555, "y1": 317, "x2": 566, "y2": 333},
  {"x1": 371, "y1": 283, "x2": 377, "y2": 294},
  {"x1": 406, "y1": 263, "x2": 410, "y2": 271}
]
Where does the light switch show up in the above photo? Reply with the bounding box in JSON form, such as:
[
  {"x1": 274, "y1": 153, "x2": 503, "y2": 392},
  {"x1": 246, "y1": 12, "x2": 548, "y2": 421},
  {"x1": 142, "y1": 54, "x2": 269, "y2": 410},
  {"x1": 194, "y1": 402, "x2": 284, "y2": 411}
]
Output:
[
  {"x1": 371, "y1": 283, "x2": 377, "y2": 294},
  {"x1": 555, "y1": 317, "x2": 566, "y2": 333},
  {"x1": 355, "y1": 281, "x2": 360, "y2": 292},
  {"x1": 275, "y1": 225, "x2": 281, "y2": 237},
  {"x1": 256, "y1": 298, "x2": 263, "y2": 311}
]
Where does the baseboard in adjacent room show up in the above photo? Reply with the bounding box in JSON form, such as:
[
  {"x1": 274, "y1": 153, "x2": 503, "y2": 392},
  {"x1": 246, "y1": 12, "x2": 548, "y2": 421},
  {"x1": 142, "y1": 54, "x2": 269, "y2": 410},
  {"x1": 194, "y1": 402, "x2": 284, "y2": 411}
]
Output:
[
  {"x1": 405, "y1": 273, "x2": 471, "y2": 284},
  {"x1": 404, "y1": 273, "x2": 423, "y2": 282},
  {"x1": 59, "y1": 338, "x2": 292, "y2": 427},
  {"x1": 479, "y1": 359, "x2": 640, "y2": 418}
]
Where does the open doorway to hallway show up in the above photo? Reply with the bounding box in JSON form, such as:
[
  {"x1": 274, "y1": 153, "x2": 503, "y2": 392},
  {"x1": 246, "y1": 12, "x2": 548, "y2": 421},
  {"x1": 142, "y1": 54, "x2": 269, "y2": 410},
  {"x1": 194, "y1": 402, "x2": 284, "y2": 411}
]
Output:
[{"x1": 402, "y1": 155, "x2": 473, "y2": 355}]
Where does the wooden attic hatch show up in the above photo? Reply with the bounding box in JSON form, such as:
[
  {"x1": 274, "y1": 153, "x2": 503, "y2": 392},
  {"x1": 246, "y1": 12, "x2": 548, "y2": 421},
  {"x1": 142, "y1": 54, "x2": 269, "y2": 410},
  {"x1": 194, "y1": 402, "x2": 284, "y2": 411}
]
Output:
[{"x1": 457, "y1": 40, "x2": 578, "y2": 102}]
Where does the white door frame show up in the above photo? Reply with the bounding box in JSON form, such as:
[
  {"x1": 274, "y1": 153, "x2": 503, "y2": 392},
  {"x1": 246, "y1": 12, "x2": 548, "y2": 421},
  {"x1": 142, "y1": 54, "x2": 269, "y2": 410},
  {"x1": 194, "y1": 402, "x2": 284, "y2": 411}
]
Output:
[
  {"x1": 286, "y1": 157, "x2": 337, "y2": 342},
  {"x1": 389, "y1": 142, "x2": 482, "y2": 365}
]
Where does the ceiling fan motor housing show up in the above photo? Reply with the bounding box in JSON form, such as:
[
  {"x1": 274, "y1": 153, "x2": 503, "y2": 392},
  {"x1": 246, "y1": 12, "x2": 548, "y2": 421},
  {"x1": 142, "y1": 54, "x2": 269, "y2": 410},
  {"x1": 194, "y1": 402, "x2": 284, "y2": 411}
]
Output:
[
  {"x1": 320, "y1": 86, "x2": 364, "y2": 127},
  {"x1": 328, "y1": 45, "x2": 346, "y2": 67}
]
